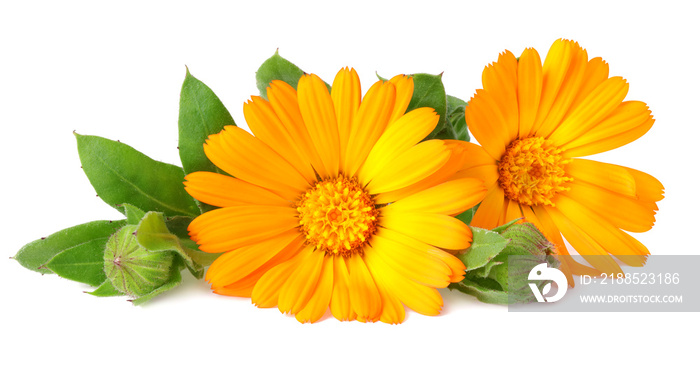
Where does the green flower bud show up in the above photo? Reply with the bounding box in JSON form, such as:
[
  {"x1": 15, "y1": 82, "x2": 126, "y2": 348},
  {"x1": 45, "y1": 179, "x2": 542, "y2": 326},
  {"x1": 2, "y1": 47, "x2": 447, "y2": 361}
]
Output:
[
  {"x1": 450, "y1": 220, "x2": 559, "y2": 304},
  {"x1": 103, "y1": 225, "x2": 175, "y2": 297}
]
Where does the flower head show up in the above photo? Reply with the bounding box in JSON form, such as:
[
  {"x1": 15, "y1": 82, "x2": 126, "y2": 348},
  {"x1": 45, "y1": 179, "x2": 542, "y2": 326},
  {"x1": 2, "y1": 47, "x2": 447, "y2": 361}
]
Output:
[
  {"x1": 185, "y1": 69, "x2": 486, "y2": 323},
  {"x1": 461, "y1": 39, "x2": 664, "y2": 284}
]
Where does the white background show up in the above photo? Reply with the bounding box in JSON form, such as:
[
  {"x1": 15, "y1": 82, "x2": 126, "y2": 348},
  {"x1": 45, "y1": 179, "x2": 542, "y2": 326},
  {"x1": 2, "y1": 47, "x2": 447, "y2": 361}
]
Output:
[{"x1": 1, "y1": 1, "x2": 698, "y2": 369}]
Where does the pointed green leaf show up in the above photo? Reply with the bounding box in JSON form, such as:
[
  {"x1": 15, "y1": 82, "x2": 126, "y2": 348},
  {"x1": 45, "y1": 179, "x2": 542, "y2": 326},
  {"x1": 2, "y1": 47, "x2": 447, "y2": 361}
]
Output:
[
  {"x1": 88, "y1": 279, "x2": 124, "y2": 297},
  {"x1": 14, "y1": 220, "x2": 126, "y2": 274},
  {"x1": 455, "y1": 203, "x2": 479, "y2": 226},
  {"x1": 406, "y1": 73, "x2": 447, "y2": 139},
  {"x1": 183, "y1": 246, "x2": 220, "y2": 268},
  {"x1": 446, "y1": 95, "x2": 470, "y2": 142},
  {"x1": 45, "y1": 239, "x2": 109, "y2": 286},
  {"x1": 121, "y1": 203, "x2": 146, "y2": 225},
  {"x1": 255, "y1": 50, "x2": 330, "y2": 99},
  {"x1": 458, "y1": 227, "x2": 510, "y2": 271},
  {"x1": 164, "y1": 215, "x2": 193, "y2": 241},
  {"x1": 449, "y1": 279, "x2": 509, "y2": 304},
  {"x1": 178, "y1": 68, "x2": 235, "y2": 180},
  {"x1": 136, "y1": 212, "x2": 206, "y2": 277},
  {"x1": 491, "y1": 218, "x2": 521, "y2": 234},
  {"x1": 76, "y1": 134, "x2": 199, "y2": 218},
  {"x1": 431, "y1": 120, "x2": 458, "y2": 140}
]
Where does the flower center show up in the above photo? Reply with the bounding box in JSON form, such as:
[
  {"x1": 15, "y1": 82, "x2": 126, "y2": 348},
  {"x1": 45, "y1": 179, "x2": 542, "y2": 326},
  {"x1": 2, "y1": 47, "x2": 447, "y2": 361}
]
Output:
[
  {"x1": 296, "y1": 176, "x2": 378, "y2": 256},
  {"x1": 497, "y1": 137, "x2": 572, "y2": 206}
]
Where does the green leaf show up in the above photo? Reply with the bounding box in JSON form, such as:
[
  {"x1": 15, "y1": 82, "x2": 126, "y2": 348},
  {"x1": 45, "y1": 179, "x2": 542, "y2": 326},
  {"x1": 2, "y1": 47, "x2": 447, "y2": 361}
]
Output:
[
  {"x1": 255, "y1": 50, "x2": 330, "y2": 99},
  {"x1": 455, "y1": 203, "x2": 479, "y2": 226},
  {"x1": 121, "y1": 203, "x2": 146, "y2": 225},
  {"x1": 178, "y1": 68, "x2": 235, "y2": 180},
  {"x1": 406, "y1": 73, "x2": 447, "y2": 139},
  {"x1": 491, "y1": 218, "x2": 521, "y2": 234},
  {"x1": 45, "y1": 239, "x2": 109, "y2": 287},
  {"x1": 14, "y1": 220, "x2": 126, "y2": 274},
  {"x1": 431, "y1": 120, "x2": 458, "y2": 140},
  {"x1": 76, "y1": 134, "x2": 199, "y2": 218},
  {"x1": 136, "y1": 212, "x2": 207, "y2": 278},
  {"x1": 449, "y1": 279, "x2": 509, "y2": 305},
  {"x1": 164, "y1": 216, "x2": 193, "y2": 241},
  {"x1": 88, "y1": 279, "x2": 124, "y2": 297},
  {"x1": 446, "y1": 95, "x2": 470, "y2": 142},
  {"x1": 458, "y1": 227, "x2": 510, "y2": 271},
  {"x1": 130, "y1": 263, "x2": 183, "y2": 306}
]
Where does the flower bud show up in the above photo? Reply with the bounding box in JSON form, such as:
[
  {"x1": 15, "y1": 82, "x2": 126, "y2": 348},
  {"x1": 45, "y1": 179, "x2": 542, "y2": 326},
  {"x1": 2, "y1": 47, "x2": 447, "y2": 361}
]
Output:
[
  {"x1": 103, "y1": 225, "x2": 175, "y2": 297},
  {"x1": 450, "y1": 220, "x2": 559, "y2": 304}
]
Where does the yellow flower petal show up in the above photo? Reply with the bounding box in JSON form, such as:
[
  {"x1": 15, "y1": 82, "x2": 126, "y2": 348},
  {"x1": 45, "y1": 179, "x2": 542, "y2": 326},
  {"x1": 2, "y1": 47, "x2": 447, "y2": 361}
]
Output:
[
  {"x1": 347, "y1": 253, "x2": 382, "y2": 322},
  {"x1": 470, "y1": 185, "x2": 506, "y2": 230},
  {"x1": 387, "y1": 74, "x2": 414, "y2": 127},
  {"x1": 383, "y1": 178, "x2": 486, "y2": 216},
  {"x1": 366, "y1": 140, "x2": 450, "y2": 194},
  {"x1": 547, "y1": 206, "x2": 624, "y2": 275},
  {"x1": 277, "y1": 248, "x2": 325, "y2": 314},
  {"x1": 358, "y1": 107, "x2": 439, "y2": 186},
  {"x1": 380, "y1": 211, "x2": 472, "y2": 250},
  {"x1": 204, "y1": 126, "x2": 310, "y2": 199},
  {"x1": 374, "y1": 274, "x2": 406, "y2": 325},
  {"x1": 205, "y1": 230, "x2": 301, "y2": 289},
  {"x1": 343, "y1": 80, "x2": 396, "y2": 176},
  {"x1": 569, "y1": 57, "x2": 610, "y2": 112},
  {"x1": 266, "y1": 80, "x2": 327, "y2": 178},
  {"x1": 252, "y1": 247, "x2": 312, "y2": 308},
  {"x1": 295, "y1": 255, "x2": 334, "y2": 323},
  {"x1": 565, "y1": 158, "x2": 637, "y2": 198},
  {"x1": 528, "y1": 205, "x2": 600, "y2": 285},
  {"x1": 504, "y1": 199, "x2": 523, "y2": 224},
  {"x1": 244, "y1": 96, "x2": 317, "y2": 182},
  {"x1": 331, "y1": 67, "x2": 361, "y2": 168},
  {"x1": 483, "y1": 50, "x2": 519, "y2": 142},
  {"x1": 548, "y1": 76, "x2": 629, "y2": 145},
  {"x1": 184, "y1": 171, "x2": 289, "y2": 208},
  {"x1": 449, "y1": 141, "x2": 499, "y2": 188},
  {"x1": 188, "y1": 205, "x2": 298, "y2": 253},
  {"x1": 297, "y1": 73, "x2": 340, "y2": 177},
  {"x1": 625, "y1": 166, "x2": 665, "y2": 203},
  {"x1": 364, "y1": 246, "x2": 443, "y2": 316},
  {"x1": 377, "y1": 228, "x2": 466, "y2": 283},
  {"x1": 211, "y1": 236, "x2": 305, "y2": 298},
  {"x1": 517, "y1": 48, "x2": 543, "y2": 138},
  {"x1": 464, "y1": 89, "x2": 511, "y2": 160},
  {"x1": 535, "y1": 41, "x2": 588, "y2": 137},
  {"x1": 566, "y1": 181, "x2": 656, "y2": 232},
  {"x1": 531, "y1": 39, "x2": 574, "y2": 134},
  {"x1": 370, "y1": 232, "x2": 452, "y2": 288},
  {"x1": 329, "y1": 257, "x2": 356, "y2": 322},
  {"x1": 562, "y1": 101, "x2": 654, "y2": 157},
  {"x1": 374, "y1": 139, "x2": 469, "y2": 204},
  {"x1": 553, "y1": 194, "x2": 649, "y2": 266}
]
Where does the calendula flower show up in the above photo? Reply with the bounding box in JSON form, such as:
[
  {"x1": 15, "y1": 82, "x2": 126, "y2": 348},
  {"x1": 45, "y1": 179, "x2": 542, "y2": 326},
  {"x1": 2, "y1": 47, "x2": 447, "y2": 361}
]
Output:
[
  {"x1": 184, "y1": 69, "x2": 486, "y2": 323},
  {"x1": 460, "y1": 39, "x2": 664, "y2": 284}
]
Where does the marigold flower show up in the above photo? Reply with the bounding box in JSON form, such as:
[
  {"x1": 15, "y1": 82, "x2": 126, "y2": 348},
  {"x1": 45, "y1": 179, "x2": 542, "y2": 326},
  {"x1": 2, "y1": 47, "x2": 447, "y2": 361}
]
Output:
[
  {"x1": 460, "y1": 39, "x2": 664, "y2": 284},
  {"x1": 184, "y1": 69, "x2": 487, "y2": 323}
]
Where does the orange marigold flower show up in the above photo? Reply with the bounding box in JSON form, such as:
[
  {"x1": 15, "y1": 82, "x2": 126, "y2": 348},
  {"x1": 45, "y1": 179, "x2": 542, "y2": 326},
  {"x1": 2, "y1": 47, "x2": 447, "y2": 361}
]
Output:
[
  {"x1": 459, "y1": 39, "x2": 664, "y2": 285},
  {"x1": 184, "y1": 69, "x2": 487, "y2": 323}
]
